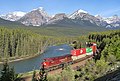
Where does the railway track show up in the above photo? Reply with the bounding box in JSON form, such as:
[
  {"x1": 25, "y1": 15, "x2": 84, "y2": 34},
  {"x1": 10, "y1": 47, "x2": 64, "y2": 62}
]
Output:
[{"x1": 21, "y1": 55, "x2": 93, "y2": 81}]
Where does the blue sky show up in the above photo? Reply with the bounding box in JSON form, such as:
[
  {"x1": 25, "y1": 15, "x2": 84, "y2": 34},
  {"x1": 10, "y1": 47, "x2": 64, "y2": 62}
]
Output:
[{"x1": 0, "y1": 0, "x2": 120, "y2": 17}]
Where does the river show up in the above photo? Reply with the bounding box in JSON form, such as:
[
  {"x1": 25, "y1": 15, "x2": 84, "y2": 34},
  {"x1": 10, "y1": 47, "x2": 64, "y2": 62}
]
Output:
[{"x1": 0, "y1": 44, "x2": 73, "y2": 73}]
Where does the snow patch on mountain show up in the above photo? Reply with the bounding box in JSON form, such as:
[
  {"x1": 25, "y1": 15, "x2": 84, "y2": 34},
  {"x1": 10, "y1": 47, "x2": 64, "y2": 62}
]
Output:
[
  {"x1": 77, "y1": 9, "x2": 88, "y2": 14},
  {"x1": 95, "y1": 15, "x2": 103, "y2": 20},
  {"x1": 32, "y1": 7, "x2": 50, "y2": 19},
  {"x1": 69, "y1": 9, "x2": 88, "y2": 19},
  {"x1": 18, "y1": 7, "x2": 50, "y2": 26},
  {"x1": 103, "y1": 15, "x2": 120, "y2": 28},
  {"x1": 104, "y1": 15, "x2": 120, "y2": 24},
  {"x1": 0, "y1": 11, "x2": 26, "y2": 21},
  {"x1": 32, "y1": 7, "x2": 44, "y2": 11},
  {"x1": 12, "y1": 11, "x2": 26, "y2": 16}
]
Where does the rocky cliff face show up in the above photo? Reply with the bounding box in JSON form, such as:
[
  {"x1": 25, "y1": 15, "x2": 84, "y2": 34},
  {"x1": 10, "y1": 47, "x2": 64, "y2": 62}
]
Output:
[
  {"x1": 69, "y1": 10, "x2": 108, "y2": 27},
  {"x1": 46, "y1": 13, "x2": 68, "y2": 24},
  {"x1": 18, "y1": 7, "x2": 50, "y2": 26}
]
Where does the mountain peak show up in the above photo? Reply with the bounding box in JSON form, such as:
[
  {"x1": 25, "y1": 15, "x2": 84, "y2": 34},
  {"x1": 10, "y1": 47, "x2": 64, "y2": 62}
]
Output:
[
  {"x1": 38, "y1": 7, "x2": 44, "y2": 10},
  {"x1": 69, "y1": 9, "x2": 88, "y2": 19},
  {"x1": 31, "y1": 7, "x2": 50, "y2": 18},
  {"x1": 77, "y1": 9, "x2": 88, "y2": 14},
  {"x1": 95, "y1": 14, "x2": 101, "y2": 17},
  {"x1": 18, "y1": 7, "x2": 50, "y2": 26},
  {"x1": 104, "y1": 14, "x2": 120, "y2": 25},
  {"x1": 95, "y1": 15, "x2": 103, "y2": 20},
  {"x1": 112, "y1": 15, "x2": 119, "y2": 19},
  {"x1": 32, "y1": 7, "x2": 44, "y2": 11}
]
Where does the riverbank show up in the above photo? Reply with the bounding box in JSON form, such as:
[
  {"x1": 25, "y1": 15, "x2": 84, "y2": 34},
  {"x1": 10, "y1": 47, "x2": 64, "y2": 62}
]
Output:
[
  {"x1": 0, "y1": 44, "x2": 71, "y2": 65},
  {"x1": 0, "y1": 46, "x2": 48, "y2": 64},
  {"x1": 0, "y1": 53, "x2": 43, "y2": 65},
  {"x1": 0, "y1": 44, "x2": 72, "y2": 74}
]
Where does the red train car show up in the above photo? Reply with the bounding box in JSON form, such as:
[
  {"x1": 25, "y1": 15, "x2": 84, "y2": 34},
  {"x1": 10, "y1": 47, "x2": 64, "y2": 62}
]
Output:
[
  {"x1": 71, "y1": 49, "x2": 80, "y2": 56},
  {"x1": 71, "y1": 48, "x2": 86, "y2": 61},
  {"x1": 42, "y1": 54, "x2": 72, "y2": 69},
  {"x1": 71, "y1": 48, "x2": 86, "y2": 56},
  {"x1": 80, "y1": 48, "x2": 86, "y2": 54},
  {"x1": 41, "y1": 42, "x2": 97, "y2": 70}
]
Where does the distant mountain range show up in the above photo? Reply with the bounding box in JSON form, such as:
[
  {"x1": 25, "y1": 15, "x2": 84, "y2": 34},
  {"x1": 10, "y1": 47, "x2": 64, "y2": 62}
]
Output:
[
  {"x1": 1, "y1": 11, "x2": 26, "y2": 21},
  {"x1": 0, "y1": 7, "x2": 120, "y2": 29},
  {"x1": 0, "y1": 17, "x2": 24, "y2": 26}
]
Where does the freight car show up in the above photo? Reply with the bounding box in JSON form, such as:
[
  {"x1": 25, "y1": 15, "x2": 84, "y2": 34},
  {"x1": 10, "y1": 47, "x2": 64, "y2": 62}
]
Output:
[{"x1": 41, "y1": 42, "x2": 97, "y2": 71}]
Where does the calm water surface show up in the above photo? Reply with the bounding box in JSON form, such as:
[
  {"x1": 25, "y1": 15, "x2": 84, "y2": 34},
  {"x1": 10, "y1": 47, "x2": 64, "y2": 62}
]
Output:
[{"x1": 0, "y1": 44, "x2": 72, "y2": 73}]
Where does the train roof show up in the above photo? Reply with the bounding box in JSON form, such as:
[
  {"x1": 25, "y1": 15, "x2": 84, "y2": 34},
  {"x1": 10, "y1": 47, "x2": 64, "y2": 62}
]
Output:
[{"x1": 44, "y1": 54, "x2": 71, "y2": 61}]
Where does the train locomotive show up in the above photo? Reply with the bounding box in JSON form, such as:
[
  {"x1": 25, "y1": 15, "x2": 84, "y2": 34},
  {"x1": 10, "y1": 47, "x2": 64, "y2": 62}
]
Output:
[{"x1": 41, "y1": 42, "x2": 97, "y2": 71}]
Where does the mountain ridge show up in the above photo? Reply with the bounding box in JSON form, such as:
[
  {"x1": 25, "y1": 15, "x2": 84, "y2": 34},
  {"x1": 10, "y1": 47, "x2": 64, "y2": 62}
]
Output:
[
  {"x1": 0, "y1": 7, "x2": 120, "y2": 29},
  {"x1": 0, "y1": 11, "x2": 26, "y2": 21}
]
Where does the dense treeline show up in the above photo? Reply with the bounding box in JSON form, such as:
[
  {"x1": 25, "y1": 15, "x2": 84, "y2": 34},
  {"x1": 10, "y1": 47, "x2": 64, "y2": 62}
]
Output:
[
  {"x1": 0, "y1": 27, "x2": 78, "y2": 61},
  {"x1": 71, "y1": 29, "x2": 120, "y2": 81},
  {"x1": 88, "y1": 30, "x2": 120, "y2": 61},
  {"x1": 0, "y1": 27, "x2": 48, "y2": 59}
]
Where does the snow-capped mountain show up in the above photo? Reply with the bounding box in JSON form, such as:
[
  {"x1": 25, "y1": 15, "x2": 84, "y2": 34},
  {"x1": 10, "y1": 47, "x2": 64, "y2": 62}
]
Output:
[
  {"x1": 0, "y1": 7, "x2": 120, "y2": 29},
  {"x1": 0, "y1": 11, "x2": 26, "y2": 21},
  {"x1": 69, "y1": 9, "x2": 88, "y2": 19},
  {"x1": 69, "y1": 9, "x2": 107, "y2": 27},
  {"x1": 104, "y1": 15, "x2": 120, "y2": 24},
  {"x1": 18, "y1": 7, "x2": 50, "y2": 26},
  {"x1": 104, "y1": 15, "x2": 120, "y2": 28},
  {"x1": 32, "y1": 7, "x2": 50, "y2": 22}
]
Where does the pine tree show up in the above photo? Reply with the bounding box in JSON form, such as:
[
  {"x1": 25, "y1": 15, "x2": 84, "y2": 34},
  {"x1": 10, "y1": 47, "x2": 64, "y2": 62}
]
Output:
[
  {"x1": 4, "y1": 37, "x2": 9, "y2": 58},
  {"x1": 32, "y1": 70, "x2": 37, "y2": 81},
  {"x1": 0, "y1": 61, "x2": 10, "y2": 81},
  {"x1": 39, "y1": 65, "x2": 47, "y2": 81},
  {"x1": 0, "y1": 61, "x2": 21, "y2": 81}
]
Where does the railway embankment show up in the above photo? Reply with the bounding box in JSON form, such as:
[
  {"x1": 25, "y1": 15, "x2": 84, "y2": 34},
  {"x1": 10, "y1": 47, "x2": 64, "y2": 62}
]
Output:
[{"x1": 21, "y1": 56, "x2": 91, "y2": 81}]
